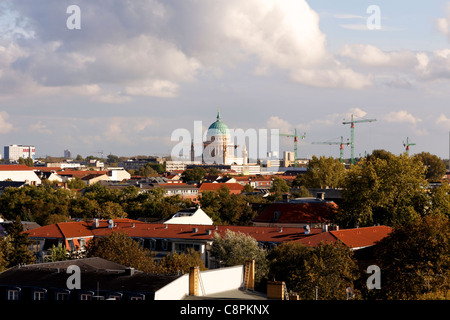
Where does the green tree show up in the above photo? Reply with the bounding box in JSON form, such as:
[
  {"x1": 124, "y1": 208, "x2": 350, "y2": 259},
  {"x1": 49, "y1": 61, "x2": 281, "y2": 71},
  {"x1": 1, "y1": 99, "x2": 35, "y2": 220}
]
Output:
[
  {"x1": 200, "y1": 186, "x2": 257, "y2": 225},
  {"x1": 67, "y1": 177, "x2": 87, "y2": 189},
  {"x1": 18, "y1": 157, "x2": 34, "y2": 167},
  {"x1": 156, "y1": 249, "x2": 206, "y2": 274},
  {"x1": 86, "y1": 232, "x2": 156, "y2": 273},
  {"x1": 181, "y1": 167, "x2": 207, "y2": 182},
  {"x1": 45, "y1": 244, "x2": 69, "y2": 262},
  {"x1": 5, "y1": 216, "x2": 35, "y2": 267},
  {"x1": 98, "y1": 201, "x2": 127, "y2": 219},
  {"x1": 268, "y1": 242, "x2": 359, "y2": 300},
  {"x1": 293, "y1": 156, "x2": 346, "y2": 188},
  {"x1": 337, "y1": 153, "x2": 428, "y2": 228},
  {"x1": 413, "y1": 152, "x2": 447, "y2": 181},
  {"x1": 373, "y1": 215, "x2": 450, "y2": 299},
  {"x1": 209, "y1": 230, "x2": 268, "y2": 288}
]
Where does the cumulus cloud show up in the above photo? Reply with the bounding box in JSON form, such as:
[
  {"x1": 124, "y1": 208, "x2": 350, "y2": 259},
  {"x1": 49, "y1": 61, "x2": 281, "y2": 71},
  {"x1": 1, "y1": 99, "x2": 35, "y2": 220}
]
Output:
[
  {"x1": 436, "y1": 113, "x2": 450, "y2": 129},
  {"x1": 383, "y1": 110, "x2": 422, "y2": 125},
  {"x1": 340, "y1": 44, "x2": 418, "y2": 68},
  {"x1": 0, "y1": 0, "x2": 372, "y2": 102}
]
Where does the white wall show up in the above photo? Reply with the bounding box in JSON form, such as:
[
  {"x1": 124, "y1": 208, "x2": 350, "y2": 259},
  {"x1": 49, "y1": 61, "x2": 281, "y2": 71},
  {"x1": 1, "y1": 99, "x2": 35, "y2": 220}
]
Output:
[
  {"x1": 0, "y1": 171, "x2": 41, "y2": 184},
  {"x1": 154, "y1": 273, "x2": 190, "y2": 300},
  {"x1": 200, "y1": 265, "x2": 244, "y2": 296},
  {"x1": 154, "y1": 265, "x2": 244, "y2": 300}
]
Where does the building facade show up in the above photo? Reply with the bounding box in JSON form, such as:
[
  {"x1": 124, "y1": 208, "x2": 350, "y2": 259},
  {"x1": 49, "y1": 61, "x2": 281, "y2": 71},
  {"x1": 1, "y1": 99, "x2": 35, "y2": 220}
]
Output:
[{"x1": 4, "y1": 145, "x2": 36, "y2": 161}]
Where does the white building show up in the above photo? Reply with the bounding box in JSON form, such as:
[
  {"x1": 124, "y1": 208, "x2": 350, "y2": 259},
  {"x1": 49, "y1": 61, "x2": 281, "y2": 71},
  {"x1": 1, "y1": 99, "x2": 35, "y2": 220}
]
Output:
[
  {"x1": 4, "y1": 145, "x2": 36, "y2": 161},
  {"x1": 164, "y1": 207, "x2": 213, "y2": 225},
  {"x1": 0, "y1": 165, "x2": 41, "y2": 185}
]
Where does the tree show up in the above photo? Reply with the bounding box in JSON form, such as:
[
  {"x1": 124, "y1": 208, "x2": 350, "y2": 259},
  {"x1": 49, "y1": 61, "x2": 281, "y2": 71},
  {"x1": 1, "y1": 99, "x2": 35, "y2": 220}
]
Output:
[
  {"x1": 4, "y1": 216, "x2": 35, "y2": 267},
  {"x1": 98, "y1": 201, "x2": 127, "y2": 219},
  {"x1": 373, "y1": 215, "x2": 450, "y2": 299},
  {"x1": 209, "y1": 230, "x2": 268, "y2": 288},
  {"x1": 293, "y1": 156, "x2": 346, "y2": 188},
  {"x1": 45, "y1": 244, "x2": 69, "y2": 262},
  {"x1": 268, "y1": 242, "x2": 359, "y2": 300},
  {"x1": 413, "y1": 152, "x2": 447, "y2": 181},
  {"x1": 106, "y1": 154, "x2": 119, "y2": 164},
  {"x1": 86, "y1": 232, "x2": 156, "y2": 273},
  {"x1": 18, "y1": 157, "x2": 34, "y2": 167},
  {"x1": 181, "y1": 167, "x2": 207, "y2": 182},
  {"x1": 67, "y1": 177, "x2": 86, "y2": 189},
  {"x1": 337, "y1": 153, "x2": 428, "y2": 228},
  {"x1": 156, "y1": 249, "x2": 206, "y2": 274},
  {"x1": 199, "y1": 187, "x2": 257, "y2": 225}
]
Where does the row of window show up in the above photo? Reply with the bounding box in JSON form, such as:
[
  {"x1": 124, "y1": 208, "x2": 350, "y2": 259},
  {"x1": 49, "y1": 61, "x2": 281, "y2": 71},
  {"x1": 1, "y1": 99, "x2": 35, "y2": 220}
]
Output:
[{"x1": 6, "y1": 289, "x2": 144, "y2": 301}]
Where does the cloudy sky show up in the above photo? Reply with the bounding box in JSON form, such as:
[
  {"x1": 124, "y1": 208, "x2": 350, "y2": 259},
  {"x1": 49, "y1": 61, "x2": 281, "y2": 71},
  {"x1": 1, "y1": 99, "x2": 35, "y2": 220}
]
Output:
[{"x1": 1, "y1": 0, "x2": 450, "y2": 161}]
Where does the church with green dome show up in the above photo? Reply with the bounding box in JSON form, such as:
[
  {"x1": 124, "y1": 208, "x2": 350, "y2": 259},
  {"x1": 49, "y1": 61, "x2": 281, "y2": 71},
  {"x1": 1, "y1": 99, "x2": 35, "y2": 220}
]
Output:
[{"x1": 202, "y1": 111, "x2": 247, "y2": 166}]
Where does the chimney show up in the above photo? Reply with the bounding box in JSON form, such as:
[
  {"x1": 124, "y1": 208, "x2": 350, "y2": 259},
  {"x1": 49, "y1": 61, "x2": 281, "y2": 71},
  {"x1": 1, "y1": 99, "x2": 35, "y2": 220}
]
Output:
[
  {"x1": 125, "y1": 268, "x2": 135, "y2": 276},
  {"x1": 192, "y1": 227, "x2": 198, "y2": 233},
  {"x1": 316, "y1": 192, "x2": 325, "y2": 200},
  {"x1": 282, "y1": 193, "x2": 290, "y2": 202}
]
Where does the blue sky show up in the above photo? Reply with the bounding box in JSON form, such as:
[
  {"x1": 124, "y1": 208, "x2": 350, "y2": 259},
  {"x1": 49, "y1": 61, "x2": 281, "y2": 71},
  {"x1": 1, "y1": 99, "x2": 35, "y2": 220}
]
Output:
[{"x1": 1, "y1": 0, "x2": 450, "y2": 161}]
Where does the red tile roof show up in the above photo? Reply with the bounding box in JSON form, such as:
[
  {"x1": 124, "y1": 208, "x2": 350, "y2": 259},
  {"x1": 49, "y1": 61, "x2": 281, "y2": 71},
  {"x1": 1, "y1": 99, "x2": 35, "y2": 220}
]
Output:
[
  {"x1": 25, "y1": 219, "x2": 320, "y2": 244},
  {"x1": 198, "y1": 182, "x2": 244, "y2": 193},
  {"x1": 296, "y1": 226, "x2": 392, "y2": 250},
  {"x1": 0, "y1": 165, "x2": 34, "y2": 171}
]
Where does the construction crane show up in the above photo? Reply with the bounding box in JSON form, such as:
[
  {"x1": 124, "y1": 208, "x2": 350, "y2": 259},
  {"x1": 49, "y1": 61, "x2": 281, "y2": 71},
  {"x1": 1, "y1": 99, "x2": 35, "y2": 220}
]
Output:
[
  {"x1": 342, "y1": 114, "x2": 376, "y2": 165},
  {"x1": 278, "y1": 129, "x2": 306, "y2": 167},
  {"x1": 91, "y1": 151, "x2": 104, "y2": 159},
  {"x1": 311, "y1": 136, "x2": 350, "y2": 163},
  {"x1": 403, "y1": 137, "x2": 416, "y2": 155}
]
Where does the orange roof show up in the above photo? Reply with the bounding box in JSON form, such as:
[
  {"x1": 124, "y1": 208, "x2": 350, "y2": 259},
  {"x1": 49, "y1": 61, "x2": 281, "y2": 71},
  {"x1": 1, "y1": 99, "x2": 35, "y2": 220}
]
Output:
[
  {"x1": 0, "y1": 165, "x2": 34, "y2": 171},
  {"x1": 199, "y1": 183, "x2": 244, "y2": 192},
  {"x1": 25, "y1": 219, "x2": 320, "y2": 244},
  {"x1": 297, "y1": 226, "x2": 392, "y2": 250}
]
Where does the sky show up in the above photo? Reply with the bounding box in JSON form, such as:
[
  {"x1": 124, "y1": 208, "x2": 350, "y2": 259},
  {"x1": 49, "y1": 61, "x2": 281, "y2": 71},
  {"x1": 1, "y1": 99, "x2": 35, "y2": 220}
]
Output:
[{"x1": 1, "y1": 0, "x2": 450, "y2": 161}]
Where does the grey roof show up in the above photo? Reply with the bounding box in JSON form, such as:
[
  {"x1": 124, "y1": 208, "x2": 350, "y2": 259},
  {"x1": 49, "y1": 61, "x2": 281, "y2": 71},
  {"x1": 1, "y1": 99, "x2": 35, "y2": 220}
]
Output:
[{"x1": 0, "y1": 257, "x2": 180, "y2": 294}]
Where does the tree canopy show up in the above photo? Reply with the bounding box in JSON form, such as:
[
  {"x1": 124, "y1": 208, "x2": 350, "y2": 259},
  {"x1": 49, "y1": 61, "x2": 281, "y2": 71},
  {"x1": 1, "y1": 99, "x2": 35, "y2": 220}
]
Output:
[
  {"x1": 337, "y1": 153, "x2": 428, "y2": 228},
  {"x1": 373, "y1": 215, "x2": 450, "y2": 299},
  {"x1": 293, "y1": 155, "x2": 346, "y2": 189}
]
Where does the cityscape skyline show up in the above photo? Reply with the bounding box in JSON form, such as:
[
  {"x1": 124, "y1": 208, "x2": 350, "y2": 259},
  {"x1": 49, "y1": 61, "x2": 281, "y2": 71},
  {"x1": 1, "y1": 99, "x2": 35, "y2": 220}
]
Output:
[{"x1": 1, "y1": 1, "x2": 450, "y2": 160}]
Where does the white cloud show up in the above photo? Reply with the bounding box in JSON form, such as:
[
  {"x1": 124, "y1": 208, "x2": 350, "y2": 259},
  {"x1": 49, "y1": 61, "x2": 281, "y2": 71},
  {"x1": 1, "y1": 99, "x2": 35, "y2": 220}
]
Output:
[
  {"x1": 0, "y1": 111, "x2": 13, "y2": 134},
  {"x1": 29, "y1": 121, "x2": 52, "y2": 134},
  {"x1": 436, "y1": 113, "x2": 450, "y2": 129},
  {"x1": 340, "y1": 44, "x2": 418, "y2": 68},
  {"x1": 383, "y1": 110, "x2": 422, "y2": 125},
  {"x1": 267, "y1": 116, "x2": 292, "y2": 132}
]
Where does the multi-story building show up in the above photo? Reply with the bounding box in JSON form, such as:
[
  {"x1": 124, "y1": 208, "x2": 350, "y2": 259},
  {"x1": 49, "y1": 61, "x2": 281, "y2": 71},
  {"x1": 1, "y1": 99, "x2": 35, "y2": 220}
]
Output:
[{"x1": 4, "y1": 145, "x2": 36, "y2": 161}]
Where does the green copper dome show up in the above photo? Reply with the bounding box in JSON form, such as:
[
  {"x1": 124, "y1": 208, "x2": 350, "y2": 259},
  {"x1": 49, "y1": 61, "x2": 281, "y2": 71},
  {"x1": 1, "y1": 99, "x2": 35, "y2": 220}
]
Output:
[{"x1": 207, "y1": 111, "x2": 230, "y2": 136}]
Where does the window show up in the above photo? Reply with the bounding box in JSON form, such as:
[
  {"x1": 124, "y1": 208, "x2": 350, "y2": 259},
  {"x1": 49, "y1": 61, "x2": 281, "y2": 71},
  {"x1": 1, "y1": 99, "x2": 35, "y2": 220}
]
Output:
[
  {"x1": 162, "y1": 239, "x2": 169, "y2": 251},
  {"x1": 8, "y1": 290, "x2": 19, "y2": 301},
  {"x1": 56, "y1": 292, "x2": 69, "y2": 301},
  {"x1": 175, "y1": 243, "x2": 201, "y2": 254},
  {"x1": 130, "y1": 296, "x2": 143, "y2": 300},
  {"x1": 80, "y1": 293, "x2": 92, "y2": 300},
  {"x1": 33, "y1": 291, "x2": 45, "y2": 301},
  {"x1": 78, "y1": 238, "x2": 86, "y2": 250},
  {"x1": 149, "y1": 239, "x2": 156, "y2": 250},
  {"x1": 67, "y1": 239, "x2": 75, "y2": 251}
]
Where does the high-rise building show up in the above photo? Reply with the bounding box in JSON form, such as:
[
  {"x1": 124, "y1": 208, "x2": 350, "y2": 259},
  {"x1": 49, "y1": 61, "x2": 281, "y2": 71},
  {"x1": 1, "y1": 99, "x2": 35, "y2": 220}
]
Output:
[
  {"x1": 64, "y1": 149, "x2": 72, "y2": 159},
  {"x1": 4, "y1": 145, "x2": 36, "y2": 161}
]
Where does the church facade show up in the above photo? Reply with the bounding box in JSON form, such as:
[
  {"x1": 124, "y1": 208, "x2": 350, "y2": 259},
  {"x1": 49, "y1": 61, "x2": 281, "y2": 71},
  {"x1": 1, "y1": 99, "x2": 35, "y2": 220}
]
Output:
[{"x1": 197, "y1": 112, "x2": 248, "y2": 166}]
